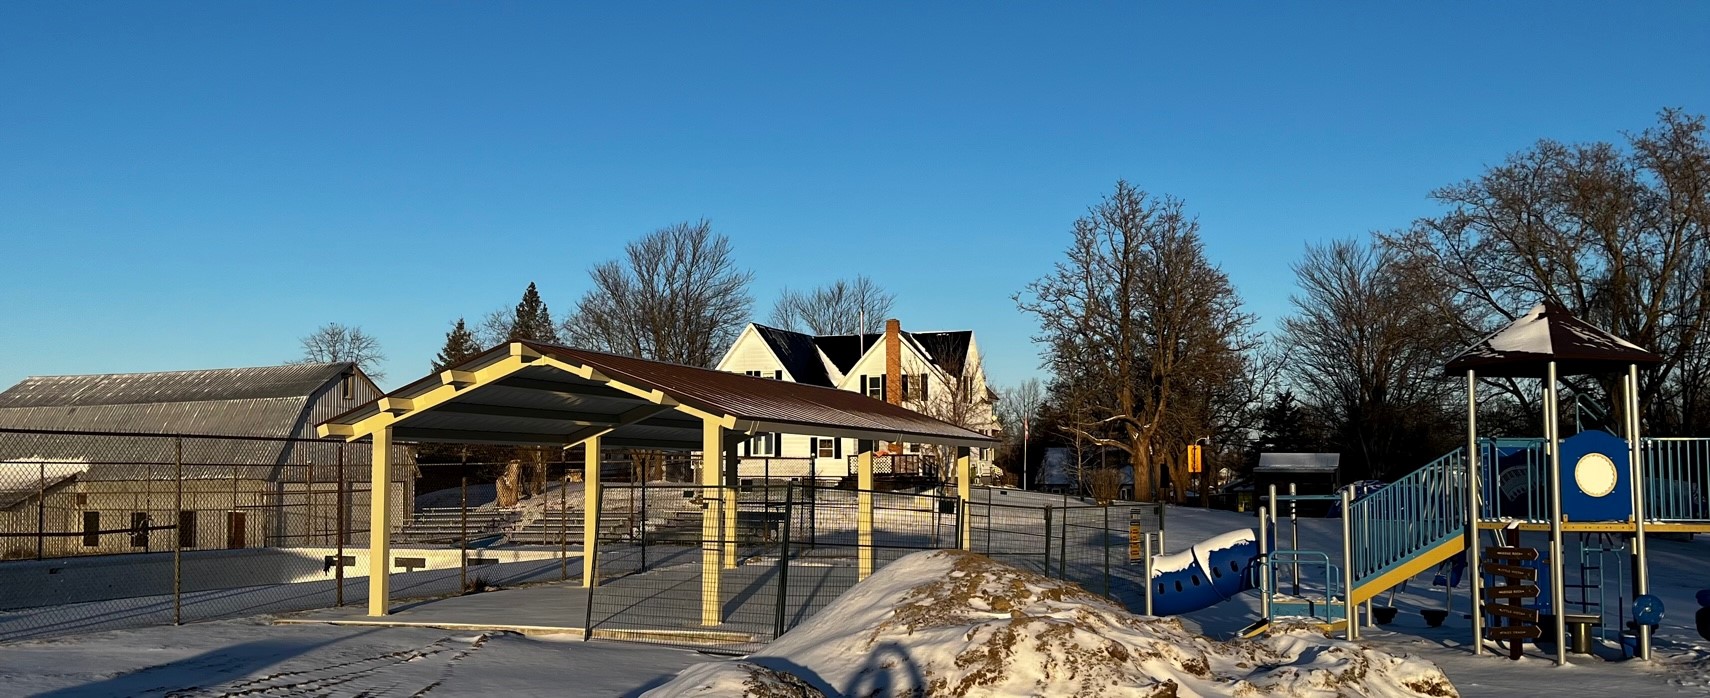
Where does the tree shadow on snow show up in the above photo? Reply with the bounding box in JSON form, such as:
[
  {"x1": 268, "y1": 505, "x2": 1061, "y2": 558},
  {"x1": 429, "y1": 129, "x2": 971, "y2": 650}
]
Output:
[{"x1": 33, "y1": 630, "x2": 377, "y2": 697}]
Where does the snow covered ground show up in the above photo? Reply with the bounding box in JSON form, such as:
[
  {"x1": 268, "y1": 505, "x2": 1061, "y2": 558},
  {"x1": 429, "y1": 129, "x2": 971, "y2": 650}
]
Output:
[
  {"x1": 644, "y1": 549, "x2": 1457, "y2": 697},
  {"x1": 0, "y1": 619, "x2": 705, "y2": 697},
  {"x1": 2, "y1": 488, "x2": 1707, "y2": 696}
]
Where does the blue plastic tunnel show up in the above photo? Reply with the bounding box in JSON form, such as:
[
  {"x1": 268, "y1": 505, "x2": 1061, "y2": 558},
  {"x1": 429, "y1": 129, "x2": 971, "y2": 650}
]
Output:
[{"x1": 1147, "y1": 529, "x2": 1261, "y2": 616}]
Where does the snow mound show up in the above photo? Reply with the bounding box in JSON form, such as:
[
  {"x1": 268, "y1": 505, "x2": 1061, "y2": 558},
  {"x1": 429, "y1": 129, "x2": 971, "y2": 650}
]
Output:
[{"x1": 646, "y1": 550, "x2": 1457, "y2": 698}]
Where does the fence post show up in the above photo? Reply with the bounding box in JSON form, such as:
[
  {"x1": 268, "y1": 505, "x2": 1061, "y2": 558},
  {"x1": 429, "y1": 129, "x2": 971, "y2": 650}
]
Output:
[
  {"x1": 1058, "y1": 505, "x2": 1068, "y2": 579},
  {"x1": 581, "y1": 478, "x2": 604, "y2": 642},
  {"x1": 1043, "y1": 505, "x2": 1053, "y2": 577},
  {"x1": 173, "y1": 436, "x2": 183, "y2": 625},
  {"x1": 639, "y1": 479, "x2": 649, "y2": 571},
  {"x1": 460, "y1": 476, "x2": 469, "y2": 593},
  {"x1": 560, "y1": 472, "x2": 569, "y2": 582},
  {"x1": 335, "y1": 443, "x2": 346, "y2": 608},
  {"x1": 1102, "y1": 504, "x2": 1111, "y2": 598},
  {"x1": 773, "y1": 486, "x2": 793, "y2": 639},
  {"x1": 36, "y1": 460, "x2": 45, "y2": 560}
]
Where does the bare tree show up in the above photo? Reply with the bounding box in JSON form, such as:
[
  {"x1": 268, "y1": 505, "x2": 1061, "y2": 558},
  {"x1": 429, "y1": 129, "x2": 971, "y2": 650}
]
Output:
[
  {"x1": 1281, "y1": 238, "x2": 1461, "y2": 478},
  {"x1": 769, "y1": 275, "x2": 896, "y2": 334},
  {"x1": 562, "y1": 220, "x2": 754, "y2": 367},
  {"x1": 1017, "y1": 181, "x2": 1256, "y2": 502},
  {"x1": 996, "y1": 378, "x2": 1044, "y2": 484},
  {"x1": 1384, "y1": 109, "x2": 1710, "y2": 435},
  {"x1": 294, "y1": 323, "x2": 386, "y2": 381},
  {"x1": 914, "y1": 353, "x2": 1000, "y2": 481}
]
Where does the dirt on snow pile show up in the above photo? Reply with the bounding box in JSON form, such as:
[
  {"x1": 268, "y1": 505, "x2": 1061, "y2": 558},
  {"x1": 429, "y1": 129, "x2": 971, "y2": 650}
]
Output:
[{"x1": 646, "y1": 550, "x2": 1457, "y2": 698}]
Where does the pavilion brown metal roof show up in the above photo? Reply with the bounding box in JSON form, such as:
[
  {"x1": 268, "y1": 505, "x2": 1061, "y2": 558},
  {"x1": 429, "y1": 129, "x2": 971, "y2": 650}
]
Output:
[
  {"x1": 319, "y1": 341, "x2": 997, "y2": 449},
  {"x1": 1443, "y1": 301, "x2": 1662, "y2": 378}
]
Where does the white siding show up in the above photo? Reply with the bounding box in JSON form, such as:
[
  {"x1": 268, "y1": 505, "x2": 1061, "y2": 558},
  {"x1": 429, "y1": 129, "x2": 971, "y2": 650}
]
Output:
[{"x1": 715, "y1": 327, "x2": 788, "y2": 379}]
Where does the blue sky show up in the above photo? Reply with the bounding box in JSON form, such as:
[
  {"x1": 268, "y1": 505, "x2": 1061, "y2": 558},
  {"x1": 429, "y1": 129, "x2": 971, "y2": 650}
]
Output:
[{"x1": 3, "y1": 3, "x2": 1708, "y2": 390}]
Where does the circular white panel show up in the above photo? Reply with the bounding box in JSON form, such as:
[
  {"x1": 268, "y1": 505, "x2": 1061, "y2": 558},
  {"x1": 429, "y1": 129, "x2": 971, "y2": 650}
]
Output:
[{"x1": 1574, "y1": 452, "x2": 1619, "y2": 498}]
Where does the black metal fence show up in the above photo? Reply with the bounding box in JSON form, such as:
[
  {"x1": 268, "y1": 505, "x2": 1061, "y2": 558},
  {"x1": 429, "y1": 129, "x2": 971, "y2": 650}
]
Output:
[
  {"x1": 0, "y1": 427, "x2": 413, "y2": 643},
  {"x1": 583, "y1": 482, "x2": 1164, "y2": 653}
]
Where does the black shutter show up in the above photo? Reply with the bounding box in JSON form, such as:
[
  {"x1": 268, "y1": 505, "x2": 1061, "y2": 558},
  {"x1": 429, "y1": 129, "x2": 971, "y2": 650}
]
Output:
[
  {"x1": 741, "y1": 436, "x2": 750, "y2": 457},
  {"x1": 809, "y1": 437, "x2": 819, "y2": 458},
  {"x1": 833, "y1": 438, "x2": 843, "y2": 459},
  {"x1": 920, "y1": 374, "x2": 929, "y2": 401}
]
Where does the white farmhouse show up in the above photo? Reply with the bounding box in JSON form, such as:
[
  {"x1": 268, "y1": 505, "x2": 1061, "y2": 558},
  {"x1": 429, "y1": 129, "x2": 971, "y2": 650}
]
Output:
[{"x1": 714, "y1": 319, "x2": 1000, "y2": 484}]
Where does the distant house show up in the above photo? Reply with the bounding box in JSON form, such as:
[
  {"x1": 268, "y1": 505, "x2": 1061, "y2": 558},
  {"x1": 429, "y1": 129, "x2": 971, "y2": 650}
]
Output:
[
  {"x1": 0, "y1": 363, "x2": 411, "y2": 558},
  {"x1": 714, "y1": 319, "x2": 1001, "y2": 482}
]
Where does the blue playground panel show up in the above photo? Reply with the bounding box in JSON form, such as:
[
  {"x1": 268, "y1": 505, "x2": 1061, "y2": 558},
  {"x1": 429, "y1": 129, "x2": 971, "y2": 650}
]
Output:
[{"x1": 1147, "y1": 529, "x2": 1260, "y2": 616}]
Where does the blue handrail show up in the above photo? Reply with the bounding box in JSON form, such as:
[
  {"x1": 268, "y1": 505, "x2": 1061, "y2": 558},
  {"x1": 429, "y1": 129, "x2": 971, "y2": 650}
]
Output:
[{"x1": 1347, "y1": 448, "x2": 1468, "y2": 588}]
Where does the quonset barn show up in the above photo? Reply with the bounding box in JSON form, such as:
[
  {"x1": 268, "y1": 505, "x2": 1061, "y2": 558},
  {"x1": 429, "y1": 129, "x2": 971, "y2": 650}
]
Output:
[{"x1": 0, "y1": 363, "x2": 411, "y2": 558}]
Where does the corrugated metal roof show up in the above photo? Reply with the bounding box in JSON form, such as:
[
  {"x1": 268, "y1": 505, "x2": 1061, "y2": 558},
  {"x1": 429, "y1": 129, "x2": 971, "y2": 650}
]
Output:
[
  {"x1": 0, "y1": 363, "x2": 354, "y2": 408},
  {"x1": 325, "y1": 342, "x2": 997, "y2": 447},
  {"x1": 0, "y1": 398, "x2": 310, "y2": 437},
  {"x1": 532, "y1": 343, "x2": 994, "y2": 444}
]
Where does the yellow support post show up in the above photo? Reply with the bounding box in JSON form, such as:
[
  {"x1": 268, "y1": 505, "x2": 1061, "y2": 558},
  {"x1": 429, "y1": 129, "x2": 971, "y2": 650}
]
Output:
[
  {"x1": 858, "y1": 448, "x2": 875, "y2": 579},
  {"x1": 367, "y1": 427, "x2": 392, "y2": 616},
  {"x1": 723, "y1": 440, "x2": 739, "y2": 569},
  {"x1": 956, "y1": 446, "x2": 972, "y2": 550},
  {"x1": 582, "y1": 435, "x2": 601, "y2": 587},
  {"x1": 700, "y1": 420, "x2": 724, "y2": 626}
]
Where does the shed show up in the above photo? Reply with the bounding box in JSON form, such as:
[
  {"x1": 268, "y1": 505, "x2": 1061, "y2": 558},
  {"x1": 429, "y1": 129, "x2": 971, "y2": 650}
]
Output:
[
  {"x1": 1255, "y1": 452, "x2": 1342, "y2": 515},
  {"x1": 0, "y1": 363, "x2": 407, "y2": 556}
]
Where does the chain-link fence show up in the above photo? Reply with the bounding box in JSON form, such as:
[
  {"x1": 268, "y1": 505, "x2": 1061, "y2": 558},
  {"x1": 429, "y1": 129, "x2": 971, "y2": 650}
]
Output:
[
  {"x1": 0, "y1": 427, "x2": 412, "y2": 643},
  {"x1": 583, "y1": 481, "x2": 1163, "y2": 654}
]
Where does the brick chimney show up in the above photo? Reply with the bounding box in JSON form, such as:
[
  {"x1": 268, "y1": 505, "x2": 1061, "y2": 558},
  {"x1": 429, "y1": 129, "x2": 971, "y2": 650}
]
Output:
[
  {"x1": 885, "y1": 319, "x2": 903, "y2": 454},
  {"x1": 884, "y1": 319, "x2": 902, "y2": 407}
]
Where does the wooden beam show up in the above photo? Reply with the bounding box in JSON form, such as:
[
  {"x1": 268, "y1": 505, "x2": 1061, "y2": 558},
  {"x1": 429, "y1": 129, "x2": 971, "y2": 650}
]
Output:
[
  {"x1": 439, "y1": 370, "x2": 476, "y2": 388},
  {"x1": 492, "y1": 376, "x2": 639, "y2": 400},
  {"x1": 434, "y1": 402, "x2": 620, "y2": 424},
  {"x1": 378, "y1": 397, "x2": 414, "y2": 416},
  {"x1": 391, "y1": 428, "x2": 570, "y2": 445},
  {"x1": 604, "y1": 437, "x2": 701, "y2": 450}
]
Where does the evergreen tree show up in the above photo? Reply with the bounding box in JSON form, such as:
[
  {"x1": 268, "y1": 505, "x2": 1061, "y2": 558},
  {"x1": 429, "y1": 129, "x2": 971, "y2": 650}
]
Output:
[
  {"x1": 507, "y1": 282, "x2": 559, "y2": 343},
  {"x1": 432, "y1": 317, "x2": 483, "y2": 372}
]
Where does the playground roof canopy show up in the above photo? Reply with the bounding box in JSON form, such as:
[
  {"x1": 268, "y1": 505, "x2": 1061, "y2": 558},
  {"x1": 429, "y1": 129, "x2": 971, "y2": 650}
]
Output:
[
  {"x1": 1443, "y1": 301, "x2": 1662, "y2": 378},
  {"x1": 318, "y1": 341, "x2": 997, "y2": 449}
]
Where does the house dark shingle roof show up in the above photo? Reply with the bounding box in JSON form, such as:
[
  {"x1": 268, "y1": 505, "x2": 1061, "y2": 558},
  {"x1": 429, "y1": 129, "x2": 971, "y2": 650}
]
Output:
[{"x1": 752, "y1": 325, "x2": 834, "y2": 387}]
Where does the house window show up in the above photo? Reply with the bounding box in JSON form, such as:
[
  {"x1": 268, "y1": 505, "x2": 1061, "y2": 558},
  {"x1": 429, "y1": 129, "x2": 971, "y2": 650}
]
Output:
[
  {"x1": 130, "y1": 512, "x2": 150, "y2": 548},
  {"x1": 341, "y1": 374, "x2": 354, "y2": 400},
  {"x1": 773, "y1": 370, "x2": 783, "y2": 380},
  {"x1": 82, "y1": 511, "x2": 100, "y2": 547},
  {"x1": 74, "y1": 492, "x2": 87, "y2": 507},
  {"x1": 817, "y1": 438, "x2": 838, "y2": 459},
  {"x1": 745, "y1": 370, "x2": 763, "y2": 377},
  {"x1": 178, "y1": 510, "x2": 198, "y2": 549},
  {"x1": 749, "y1": 433, "x2": 777, "y2": 457},
  {"x1": 865, "y1": 375, "x2": 885, "y2": 399}
]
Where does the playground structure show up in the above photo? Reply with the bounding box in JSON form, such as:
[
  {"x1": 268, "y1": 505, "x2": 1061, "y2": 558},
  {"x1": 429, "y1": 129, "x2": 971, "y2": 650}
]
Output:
[{"x1": 1233, "y1": 302, "x2": 1710, "y2": 665}]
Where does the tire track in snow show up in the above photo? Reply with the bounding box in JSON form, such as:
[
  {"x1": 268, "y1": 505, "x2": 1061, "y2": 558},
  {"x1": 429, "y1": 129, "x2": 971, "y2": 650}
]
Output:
[{"x1": 164, "y1": 633, "x2": 491, "y2": 697}]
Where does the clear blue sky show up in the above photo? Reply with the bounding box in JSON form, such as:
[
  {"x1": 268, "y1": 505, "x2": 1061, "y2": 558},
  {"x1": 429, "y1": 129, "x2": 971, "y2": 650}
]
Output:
[{"x1": 3, "y1": 3, "x2": 1708, "y2": 391}]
